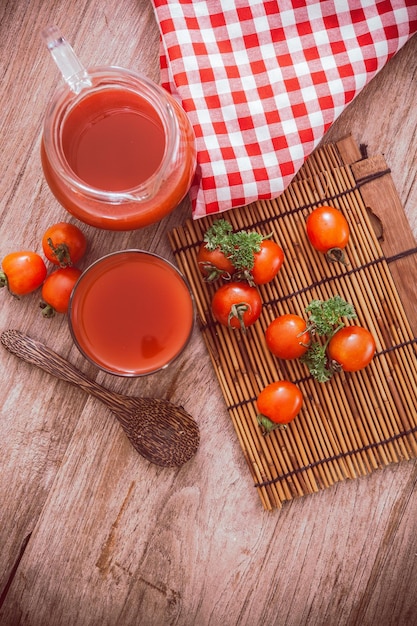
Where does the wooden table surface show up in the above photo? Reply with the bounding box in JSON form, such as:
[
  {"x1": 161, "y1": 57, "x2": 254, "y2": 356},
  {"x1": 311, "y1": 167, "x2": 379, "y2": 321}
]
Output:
[{"x1": 1, "y1": 2, "x2": 417, "y2": 625}]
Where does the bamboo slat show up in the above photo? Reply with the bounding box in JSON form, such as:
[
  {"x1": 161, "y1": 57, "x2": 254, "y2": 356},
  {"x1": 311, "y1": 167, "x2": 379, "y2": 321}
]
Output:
[{"x1": 168, "y1": 139, "x2": 417, "y2": 510}]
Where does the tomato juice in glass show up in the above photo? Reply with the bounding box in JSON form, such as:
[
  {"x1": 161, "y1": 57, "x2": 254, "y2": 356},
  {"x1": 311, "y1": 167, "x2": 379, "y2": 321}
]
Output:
[
  {"x1": 41, "y1": 67, "x2": 196, "y2": 230},
  {"x1": 68, "y1": 251, "x2": 194, "y2": 376}
]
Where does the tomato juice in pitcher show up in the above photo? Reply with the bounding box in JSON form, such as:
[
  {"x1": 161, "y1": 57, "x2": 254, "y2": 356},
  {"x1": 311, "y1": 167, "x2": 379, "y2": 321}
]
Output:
[
  {"x1": 41, "y1": 28, "x2": 196, "y2": 230},
  {"x1": 61, "y1": 88, "x2": 166, "y2": 192}
]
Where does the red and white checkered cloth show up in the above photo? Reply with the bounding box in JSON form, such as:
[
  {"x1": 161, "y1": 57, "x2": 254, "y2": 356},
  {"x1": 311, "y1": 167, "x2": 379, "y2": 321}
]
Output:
[{"x1": 151, "y1": 1, "x2": 417, "y2": 219}]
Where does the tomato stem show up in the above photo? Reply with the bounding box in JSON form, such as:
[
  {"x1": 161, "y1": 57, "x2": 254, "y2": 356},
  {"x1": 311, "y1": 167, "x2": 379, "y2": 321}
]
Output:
[
  {"x1": 0, "y1": 270, "x2": 20, "y2": 298},
  {"x1": 323, "y1": 323, "x2": 345, "y2": 349},
  {"x1": 0, "y1": 271, "x2": 8, "y2": 289},
  {"x1": 39, "y1": 302, "x2": 56, "y2": 318},
  {"x1": 47, "y1": 238, "x2": 73, "y2": 267},
  {"x1": 256, "y1": 413, "x2": 287, "y2": 436},
  {"x1": 199, "y1": 261, "x2": 232, "y2": 283},
  {"x1": 296, "y1": 329, "x2": 312, "y2": 348},
  {"x1": 228, "y1": 302, "x2": 250, "y2": 332},
  {"x1": 326, "y1": 247, "x2": 349, "y2": 265}
]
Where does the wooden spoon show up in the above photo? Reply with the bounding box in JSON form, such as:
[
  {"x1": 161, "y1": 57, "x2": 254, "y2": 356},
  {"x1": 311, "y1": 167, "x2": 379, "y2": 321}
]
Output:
[{"x1": 1, "y1": 329, "x2": 200, "y2": 467}]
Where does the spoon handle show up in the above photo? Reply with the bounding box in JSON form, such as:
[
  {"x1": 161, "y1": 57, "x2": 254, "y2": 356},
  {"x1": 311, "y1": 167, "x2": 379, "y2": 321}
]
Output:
[{"x1": 1, "y1": 329, "x2": 122, "y2": 409}]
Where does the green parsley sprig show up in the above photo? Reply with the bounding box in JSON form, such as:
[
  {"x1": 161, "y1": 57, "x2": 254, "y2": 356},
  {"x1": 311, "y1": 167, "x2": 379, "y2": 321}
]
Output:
[
  {"x1": 300, "y1": 295, "x2": 357, "y2": 382},
  {"x1": 203, "y1": 218, "x2": 269, "y2": 282},
  {"x1": 305, "y1": 295, "x2": 356, "y2": 336}
]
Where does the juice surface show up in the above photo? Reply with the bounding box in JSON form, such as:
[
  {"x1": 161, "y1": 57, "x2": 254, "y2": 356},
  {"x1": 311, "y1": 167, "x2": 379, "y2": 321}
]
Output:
[
  {"x1": 42, "y1": 72, "x2": 196, "y2": 230},
  {"x1": 62, "y1": 88, "x2": 166, "y2": 191},
  {"x1": 69, "y1": 251, "x2": 194, "y2": 375}
]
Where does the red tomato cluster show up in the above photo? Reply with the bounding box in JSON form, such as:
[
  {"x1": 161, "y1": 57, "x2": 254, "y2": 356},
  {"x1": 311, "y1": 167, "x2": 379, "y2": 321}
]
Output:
[
  {"x1": 197, "y1": 220, "x2": 301, "y2": 433},
  {"x1": 197, "y1": 223, "x2": 285, "y2": 332},
  {"x1": 1, "y1": 222, "x2": 87, "y2": 317},
  {"x1": 198, "y1": 212, "x2": 376, "y2": 435},
  {"x1": 260, "y1": 316, "x2": 375, "y2": 432},
  {"x1": 265, "y1": 312, "x2": 376, "y2": 373},
  {"x1": 198, "y1": 237, "x2": 285, "y2": 288}
]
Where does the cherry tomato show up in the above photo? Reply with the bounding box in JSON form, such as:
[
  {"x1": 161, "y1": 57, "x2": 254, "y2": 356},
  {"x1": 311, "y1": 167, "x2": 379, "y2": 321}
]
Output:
[
  {"x1": 211, "y1": 282, "x2": 262, "y2": 331},
  {"x1": 42, "y1": 222, "x2": 87, "y2": 267},
  {"x1": 256, "y1": 381, "x2": 303, "y2": 434},
  {"x1": 197, "y1": 243, "x2": 235, "y2": 281},
  {"x1": 40, "y1": 266, "x2": 82, "y2": 316},
  {"x1": 328, "y1": 325, "x2": 376, "y2": 372},
  {"x1": 0, "y1": 251, "x2": 47, "y2": 296},
  {"x1": 265, "y1": 313, "x2": 310, "y2": 360},
  {"x1": 251, "y1": 239, "x2": 284, "y2": 285},
  {"x1": 306, "y1": 206, "x2": 350, "y2": 260}
]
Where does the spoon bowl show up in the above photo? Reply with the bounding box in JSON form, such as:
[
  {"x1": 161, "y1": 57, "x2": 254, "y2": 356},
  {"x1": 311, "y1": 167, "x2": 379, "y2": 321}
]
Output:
[{"x1": 1, "y1": 330, "x2": 200, "y2": 467}]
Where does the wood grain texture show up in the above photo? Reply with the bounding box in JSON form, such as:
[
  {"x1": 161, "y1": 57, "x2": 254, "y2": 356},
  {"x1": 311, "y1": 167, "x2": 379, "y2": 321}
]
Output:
[{"x1": 1, "y1": 2, "x2": 417, "y2": 624}]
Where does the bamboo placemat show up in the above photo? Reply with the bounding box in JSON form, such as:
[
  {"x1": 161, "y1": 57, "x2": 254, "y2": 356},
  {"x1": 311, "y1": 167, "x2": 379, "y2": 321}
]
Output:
[{"x1": 169, "y1": 137, "x2": 417, "y2": 510}]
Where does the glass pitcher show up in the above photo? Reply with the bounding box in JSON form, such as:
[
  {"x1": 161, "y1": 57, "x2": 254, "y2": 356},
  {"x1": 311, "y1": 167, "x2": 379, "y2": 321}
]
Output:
[{"x1": 41, "y1": 27, "x2": 196, "y2": 231}]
